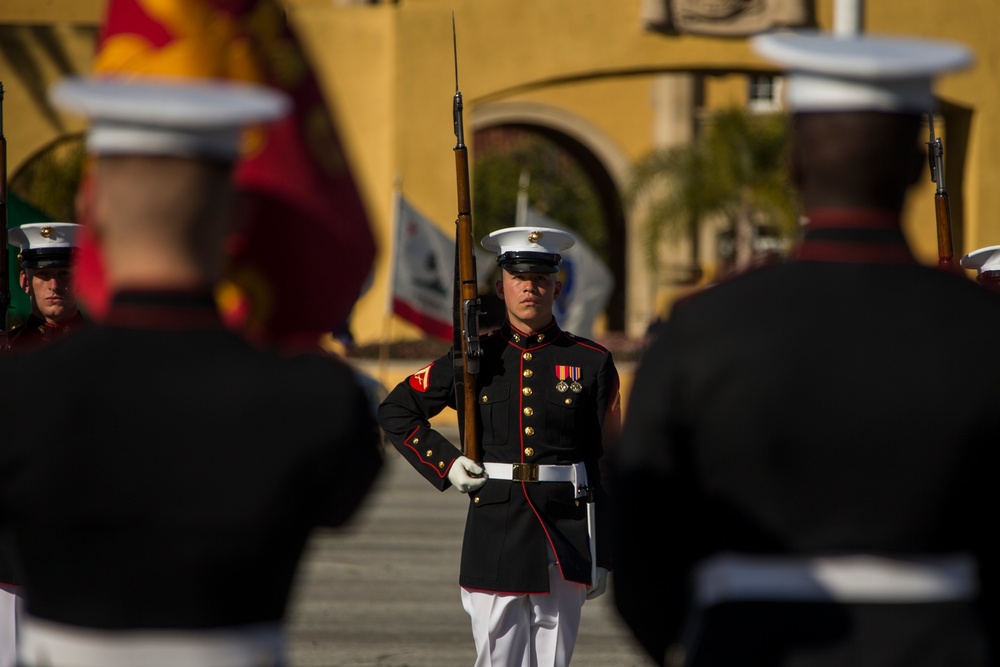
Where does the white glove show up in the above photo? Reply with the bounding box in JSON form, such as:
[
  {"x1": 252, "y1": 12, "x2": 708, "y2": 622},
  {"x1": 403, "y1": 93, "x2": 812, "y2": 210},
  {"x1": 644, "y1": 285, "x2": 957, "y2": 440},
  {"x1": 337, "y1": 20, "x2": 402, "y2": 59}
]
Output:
[
  {"x1": 586, "y1": 567, "x2": 609, "y2": 600},
  {"x1": 447, "y1": 455, "x2": 487, "y2": 493}
]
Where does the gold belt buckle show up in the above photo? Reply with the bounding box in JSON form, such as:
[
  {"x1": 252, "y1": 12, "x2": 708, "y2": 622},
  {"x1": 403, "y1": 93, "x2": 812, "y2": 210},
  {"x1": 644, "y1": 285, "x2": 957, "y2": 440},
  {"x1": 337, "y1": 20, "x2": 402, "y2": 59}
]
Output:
[{"x1": 511, "y1": 463, "x2": 539, "y2": 482}]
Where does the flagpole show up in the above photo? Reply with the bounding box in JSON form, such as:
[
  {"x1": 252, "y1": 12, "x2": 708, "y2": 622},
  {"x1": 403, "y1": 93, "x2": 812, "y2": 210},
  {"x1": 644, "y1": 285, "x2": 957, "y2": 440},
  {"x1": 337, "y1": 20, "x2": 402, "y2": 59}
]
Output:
[
  {"x1": 515, "y1": 169, "x2": 529, "y2": 227},
  {"x1": 833, "y1": 0, "x2": 863, "y2": 36},
  {"x1": 379, "y1": 173, "x2": 404, "y2": 388}
]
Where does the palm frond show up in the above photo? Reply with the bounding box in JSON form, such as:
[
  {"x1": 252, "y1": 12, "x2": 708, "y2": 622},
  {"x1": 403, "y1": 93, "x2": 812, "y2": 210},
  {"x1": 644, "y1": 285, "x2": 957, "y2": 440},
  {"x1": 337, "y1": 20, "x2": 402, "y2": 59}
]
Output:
[{"x1": 626, "y1": 104, "x2": 796, "y2": 275}]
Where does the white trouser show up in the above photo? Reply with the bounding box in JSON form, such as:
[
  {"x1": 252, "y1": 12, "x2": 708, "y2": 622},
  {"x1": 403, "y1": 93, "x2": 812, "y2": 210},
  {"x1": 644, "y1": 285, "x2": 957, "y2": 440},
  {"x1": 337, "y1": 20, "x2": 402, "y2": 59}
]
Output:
[
  {"x1": 0, "y1": 584, "x2": 23, "y2": 667},
  {"x1": 18, "y1": 616, "x2": 286, "y2": 667},
  {"x1": 461, "y1": 550, "x2": 588, "y2": 667}
]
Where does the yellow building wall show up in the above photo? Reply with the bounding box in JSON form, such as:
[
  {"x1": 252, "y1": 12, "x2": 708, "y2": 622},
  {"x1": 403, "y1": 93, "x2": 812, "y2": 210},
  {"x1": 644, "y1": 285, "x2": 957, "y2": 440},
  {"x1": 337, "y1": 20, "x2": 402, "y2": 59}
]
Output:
[{"x1": 2, "y1": 0, "x2": 998, "y2": 343}]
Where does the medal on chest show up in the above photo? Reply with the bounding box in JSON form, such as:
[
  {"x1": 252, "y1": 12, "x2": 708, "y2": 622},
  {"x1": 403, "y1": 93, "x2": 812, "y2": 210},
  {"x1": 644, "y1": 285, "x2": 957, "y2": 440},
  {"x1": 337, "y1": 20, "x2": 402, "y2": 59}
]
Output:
[{"x1": 555, "y1": 365, "x2": 583, "y2": 393}]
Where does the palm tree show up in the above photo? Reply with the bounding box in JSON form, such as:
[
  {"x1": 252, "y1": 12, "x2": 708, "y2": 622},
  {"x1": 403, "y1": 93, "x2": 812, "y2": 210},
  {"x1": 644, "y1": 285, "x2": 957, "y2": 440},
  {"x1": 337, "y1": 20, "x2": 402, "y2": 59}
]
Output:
[
  {"x1": 626, "y1": 106, "x2": 799, "y2": 281},
  {"x1": 10, "y1": 134, "x2": 87, "y2": 222}
]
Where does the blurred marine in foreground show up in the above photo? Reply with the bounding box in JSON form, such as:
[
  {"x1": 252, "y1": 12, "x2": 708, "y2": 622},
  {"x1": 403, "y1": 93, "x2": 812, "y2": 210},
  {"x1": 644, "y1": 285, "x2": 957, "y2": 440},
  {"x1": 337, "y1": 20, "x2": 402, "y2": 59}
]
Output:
[
  {"x1": 0, "y1": 77, "x2": 383, "y2": 667},
  {"x1": 613, "y1": 30, "x2": 999, "y2": 667}
]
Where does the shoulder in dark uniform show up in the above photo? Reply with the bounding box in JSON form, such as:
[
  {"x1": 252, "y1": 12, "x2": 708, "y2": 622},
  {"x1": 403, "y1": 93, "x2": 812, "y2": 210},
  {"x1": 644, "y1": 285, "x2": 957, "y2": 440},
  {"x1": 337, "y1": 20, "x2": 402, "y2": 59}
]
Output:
[
  {"x1": 2, "y1": 318, "x2": 46, "y2": 354},
  {"x1": 2, "y1": 313, "x2": 88, "y2": 355}
]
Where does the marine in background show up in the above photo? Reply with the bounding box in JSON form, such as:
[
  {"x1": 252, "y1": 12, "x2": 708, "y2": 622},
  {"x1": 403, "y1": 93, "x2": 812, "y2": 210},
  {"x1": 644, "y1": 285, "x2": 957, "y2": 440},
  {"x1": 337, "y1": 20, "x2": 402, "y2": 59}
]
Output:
[
  {"x1": 3, "y1": 223, "x2": 84, "y2": 353},
  {"x1": 0, "y1": 222, "x2": 85, "y2": 667},
  {"x1": 960, "y1": 245, "x2": 1000, "y2": 293}
]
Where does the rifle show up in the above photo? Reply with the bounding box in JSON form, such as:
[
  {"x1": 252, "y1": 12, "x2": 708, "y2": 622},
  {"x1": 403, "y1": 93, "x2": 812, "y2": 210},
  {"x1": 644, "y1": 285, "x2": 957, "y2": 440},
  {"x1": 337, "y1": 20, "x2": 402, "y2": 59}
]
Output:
[
  {"x1": 451, "y1": 15, "x2": 482, "y2": 463},
  {"x1": 927, "y1": 112, "x2": 955, "y2": 271},
  {"x1": 1, "y1": 82, "x2": 9, "y2": 348}
]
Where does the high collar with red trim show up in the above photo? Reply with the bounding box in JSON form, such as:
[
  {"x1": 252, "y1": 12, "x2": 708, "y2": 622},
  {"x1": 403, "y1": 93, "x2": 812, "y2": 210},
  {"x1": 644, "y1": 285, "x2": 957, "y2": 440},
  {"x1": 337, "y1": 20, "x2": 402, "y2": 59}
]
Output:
[
  {"x1": 102, "y1": 289, "x2": 224, "y2": 331},
  {"x1": 794, "y1": 208, "x2": 915, "y2": 264},
  {"x1": 26, "y1": 311, "x2": 86, "y2": 334},
  {"x1": 498, "y1": 319, "x2": 562, "y2": 349}
]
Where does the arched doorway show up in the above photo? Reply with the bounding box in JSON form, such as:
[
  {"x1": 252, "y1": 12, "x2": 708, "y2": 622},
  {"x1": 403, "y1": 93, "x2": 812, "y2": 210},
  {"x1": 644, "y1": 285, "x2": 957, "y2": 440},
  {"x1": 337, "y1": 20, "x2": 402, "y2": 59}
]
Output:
[{"x1": 471, "y1": 104, "x2": 629, "y2": 333}]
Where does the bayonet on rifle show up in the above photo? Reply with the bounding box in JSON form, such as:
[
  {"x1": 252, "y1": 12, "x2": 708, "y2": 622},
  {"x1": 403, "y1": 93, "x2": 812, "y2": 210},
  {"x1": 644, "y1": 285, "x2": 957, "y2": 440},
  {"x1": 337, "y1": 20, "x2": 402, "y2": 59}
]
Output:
[{"x1": 452, "y1": 14, "x2": 482, "y2": 463}]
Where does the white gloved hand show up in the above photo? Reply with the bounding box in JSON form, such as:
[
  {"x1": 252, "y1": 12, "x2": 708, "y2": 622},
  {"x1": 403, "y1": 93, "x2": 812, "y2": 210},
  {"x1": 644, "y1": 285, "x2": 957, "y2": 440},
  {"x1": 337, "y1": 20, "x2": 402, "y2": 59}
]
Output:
[
  {"x1": 586, "y1": 567, "x2": 609, "y2": 600},
  {"x1": 447, "y1": 455, "x2": 487, "y2": 493}
]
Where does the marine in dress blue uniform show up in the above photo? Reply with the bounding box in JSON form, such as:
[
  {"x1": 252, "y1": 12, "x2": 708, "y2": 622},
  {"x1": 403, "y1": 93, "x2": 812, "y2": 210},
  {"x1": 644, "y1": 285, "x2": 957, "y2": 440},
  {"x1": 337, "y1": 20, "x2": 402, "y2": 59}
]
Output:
[
  {"x1": 3, "y1": 223, "x2": 86, "y2": 353},
  {"x1": 379, "y1": 227, "x2": 621, "y2": 666},
  {"x1": 0, "y1": 77, "x2": 383, "y2": 667},
  {"x1": 612, "y1": 32, "x2": 999, "y2": 667},
  {"x1": 961, "y1": 245, "x2": 1000, "y2": 293},
  {"x1": 0, "y1": 222, "x2": 84, "y2": 667}
]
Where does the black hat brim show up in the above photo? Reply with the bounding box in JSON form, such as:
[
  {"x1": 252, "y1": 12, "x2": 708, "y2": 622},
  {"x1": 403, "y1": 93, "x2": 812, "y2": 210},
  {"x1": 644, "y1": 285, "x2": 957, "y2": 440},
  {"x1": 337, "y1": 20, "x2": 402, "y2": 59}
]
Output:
[
  {"x1": 500, "y1": 261, "x2": 559, "y2": 274},
  {"x1": 497, "y1": 250, "x2": 561, "y2": 274},
  {"x1": 20, "y1": 249, "x2": 73, "y2": 270}
]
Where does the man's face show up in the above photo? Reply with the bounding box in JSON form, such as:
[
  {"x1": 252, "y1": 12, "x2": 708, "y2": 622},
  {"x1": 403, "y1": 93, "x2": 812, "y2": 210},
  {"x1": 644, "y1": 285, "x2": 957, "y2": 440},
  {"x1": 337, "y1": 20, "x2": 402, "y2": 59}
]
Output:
[
  {"x1": 21, "y1": 267, "x2": 78, "y2": 325},
  {"x1": 496, "y1": 269, "x2": 562, "y2": 333}
]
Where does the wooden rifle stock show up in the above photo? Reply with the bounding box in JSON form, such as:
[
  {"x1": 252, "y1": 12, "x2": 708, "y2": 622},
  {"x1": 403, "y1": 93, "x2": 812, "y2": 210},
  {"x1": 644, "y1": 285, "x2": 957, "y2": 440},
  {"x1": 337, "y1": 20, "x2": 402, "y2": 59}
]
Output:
[
  {"x1": 927, "y1": 113, "x2": 955, "y2": 272},
  {"x1": 934, "y1": 193, "x2": 953, "y2": 269},
  {"x1": 452, "y1": 17, "x2": 482, "y2": 463}
]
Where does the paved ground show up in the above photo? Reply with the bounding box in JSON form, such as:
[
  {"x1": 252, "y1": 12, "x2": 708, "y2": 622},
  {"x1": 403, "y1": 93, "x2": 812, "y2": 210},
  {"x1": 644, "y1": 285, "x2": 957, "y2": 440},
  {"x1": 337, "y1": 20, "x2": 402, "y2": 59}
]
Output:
[{"x1": 285, "y1": 426, "x2": 652, "y2": 667}]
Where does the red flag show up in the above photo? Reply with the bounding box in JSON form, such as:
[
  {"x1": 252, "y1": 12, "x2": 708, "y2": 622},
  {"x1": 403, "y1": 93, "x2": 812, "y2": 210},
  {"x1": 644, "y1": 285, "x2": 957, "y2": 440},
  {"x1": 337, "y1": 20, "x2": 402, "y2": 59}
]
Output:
[{"x1": 77, "y1": 0, "x2": 376, "y2": 348}]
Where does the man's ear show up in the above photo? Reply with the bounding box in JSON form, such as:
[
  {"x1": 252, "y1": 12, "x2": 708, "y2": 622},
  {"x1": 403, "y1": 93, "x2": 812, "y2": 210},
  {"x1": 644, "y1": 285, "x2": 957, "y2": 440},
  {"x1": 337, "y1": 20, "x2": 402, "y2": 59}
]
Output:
[
  {"x1": 553, "y1": 280, "x2": 562, "y2": 300},
  {"x1": 19, "y1": 270, "x2": 29, "y2": 294},
  {"x1": 495, "y1": 279, "x2": 504, "y2": 300}
]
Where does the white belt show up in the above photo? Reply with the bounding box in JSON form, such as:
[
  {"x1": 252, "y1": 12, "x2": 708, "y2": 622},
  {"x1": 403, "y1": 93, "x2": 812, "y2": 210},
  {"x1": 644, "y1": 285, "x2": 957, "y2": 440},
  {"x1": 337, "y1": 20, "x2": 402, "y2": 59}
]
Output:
[
  {"x1": 695, "y1": 552, "x2": 978, "y2": 606},
  {"x1": 19, "y1": 616, "x2": 286, "y2": 667},
  {"x1": 483, "y1": 462, "x2": 590, "y2": 499}
]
